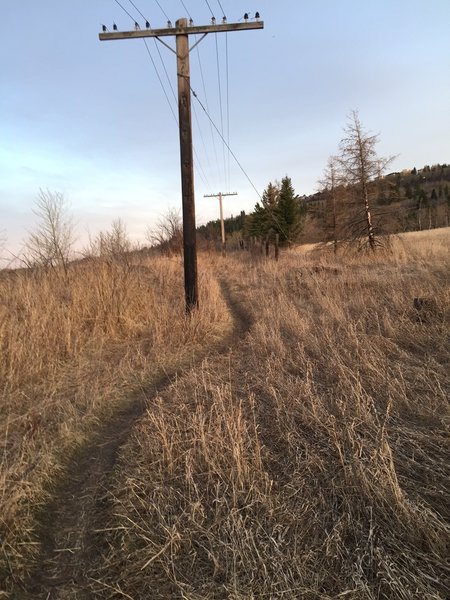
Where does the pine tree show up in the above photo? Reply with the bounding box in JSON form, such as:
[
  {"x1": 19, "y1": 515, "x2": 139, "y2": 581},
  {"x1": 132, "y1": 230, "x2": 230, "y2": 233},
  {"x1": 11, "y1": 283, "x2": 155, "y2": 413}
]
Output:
[
  {"x1": 277, "y1": 176, "x2": 303, "y2": 244},
  {"x1": 248, "y1": 182, "x2": 279, "y2": 238}
]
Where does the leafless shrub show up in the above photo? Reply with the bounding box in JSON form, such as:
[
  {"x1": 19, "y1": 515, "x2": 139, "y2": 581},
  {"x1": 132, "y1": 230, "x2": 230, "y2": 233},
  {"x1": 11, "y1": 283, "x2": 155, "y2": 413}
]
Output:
[
  {"x1": 147, "y1": 208, "x2": 183, "y2": 256},
  {"x1": 22, "y1": 189, "x2": 75, "y2": 276}
]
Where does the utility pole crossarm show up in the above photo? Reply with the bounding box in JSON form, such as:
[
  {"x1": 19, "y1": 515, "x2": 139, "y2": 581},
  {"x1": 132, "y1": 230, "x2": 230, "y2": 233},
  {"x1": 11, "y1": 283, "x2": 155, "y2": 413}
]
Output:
[
  {"x1": 99, "y1": 21, "x2": 264, "y2": 41},
  {"x1": 204, "y1": 193, "x2": 238, "y2": 198}
]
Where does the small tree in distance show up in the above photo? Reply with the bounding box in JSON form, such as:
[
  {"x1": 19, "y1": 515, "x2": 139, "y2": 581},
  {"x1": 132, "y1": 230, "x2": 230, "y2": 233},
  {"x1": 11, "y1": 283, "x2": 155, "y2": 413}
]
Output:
[
  {"x1": 248, "y1": 182, "x2": 279, "y2": 239},
  {"x1": 318, "y1": 156, "x2": 342, "y2": 253},
  {"x1": 99, "y1": 218, "x2": 131, "y2": 258},
  {"x1": 147, "y1": 208, "x2": 183, "y2": 256},
  {"x1": 247, "y1": 176, "x2": 304, "y2": 245},
  {"x1": 338, "y1": 111, "x2": 394, "y2": 251},
  {"x1": 23, "y1": 189, "x2": 75, "y2": 275}
]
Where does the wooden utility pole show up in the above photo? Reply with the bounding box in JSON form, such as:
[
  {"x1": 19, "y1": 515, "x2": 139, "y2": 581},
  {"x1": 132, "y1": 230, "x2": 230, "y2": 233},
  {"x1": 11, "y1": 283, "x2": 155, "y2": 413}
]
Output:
[
  {"x1": 176, "y1": 20, "x2": 197, "y2": 309},
  {"x1": 99, "y1": 17, "x2": 264, "y2": 312},
  {"x1": 204, "y1": 191, "x2": 238, "y2": 254}
]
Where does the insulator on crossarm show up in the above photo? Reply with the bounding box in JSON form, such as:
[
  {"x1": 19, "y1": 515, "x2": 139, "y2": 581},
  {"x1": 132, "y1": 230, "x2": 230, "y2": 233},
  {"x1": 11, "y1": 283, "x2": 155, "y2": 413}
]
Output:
[
  {"x1": 222, "y1": 16, "x2": 227, "y2": 24},
  {"x1": 102, "y1": 24, "x2": 107, "y2": 32},
  {"x1": 134, "y1": 21, "x2": 140, "y2": 30},
  {"x1": 244, "y1": 13, "x2": 249, "y2": 22},
  {"x1": 211, "y1": 16, "x2": 216, "y2": 25},
  {"x1": 167, "y1": 20, "x2": 172, "y2": 28},
  {"x1": 189, "y1": 18, "x2": 194, "y2": 26},
  {"x1": 113, "y1": 23, "x2": 117, "y2": 31},
  {"x1": 255, "y1": 12, "x2": 260, "y2": 21},
  {"x1": 146, "y1": 21, "x2": 150, "y2": 29}
]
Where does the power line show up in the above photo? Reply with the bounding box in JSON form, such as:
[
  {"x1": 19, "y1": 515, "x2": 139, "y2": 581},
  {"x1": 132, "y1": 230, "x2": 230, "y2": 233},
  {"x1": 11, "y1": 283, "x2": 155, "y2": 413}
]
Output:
[
  {"x1": 195, "y1": 40, "x2": 221, "y2": 190},
  {"x1": 152, "y1": 0, "x2": 170, "y2": 21},
  {"x1": 113, "y1": 0, "x2": 135, "y2": 22},
  {"x1": 127, "y1": 0, "x2": 149, "y2": 22},
  {"x1": 216, "y1": 0, "x2": 226, "y2": 16},
  {"x1": 153, "y1": 39, "x2": 177, "y2": 103},
  {"x1": 179, "y1": 0, "x2": 192, "y2": 20},
  {"x1": 117, "y1": 3, "x2": 210, "y2": 190},
  {"x1": 113, "y1": 1, "x2": 176, "y2": 119},
  {"x1": 191, "y1": 85, "x2": 262, "y2": 200},
  {"x1": 142, "y1": 39, "x2": 177, "y2": 125},
  {"x1": 110, "y1": 2, "x2": 238, "y2": 193},
  {"x1": 214, "y1": 33, "x2": 226, "y2": 188},
  {"x1": 204, "y1": 0, "x2": 215, "y2": 17},
  {"x1": 144, "y1": 43, "x2": 210, "y2": 189}
]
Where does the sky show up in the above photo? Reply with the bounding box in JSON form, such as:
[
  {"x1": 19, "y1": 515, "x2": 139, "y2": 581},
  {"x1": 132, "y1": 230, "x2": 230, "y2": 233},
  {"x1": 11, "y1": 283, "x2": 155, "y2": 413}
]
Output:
[{"x1": 1, "y1": 0, "x2": 450, "y2": 258}]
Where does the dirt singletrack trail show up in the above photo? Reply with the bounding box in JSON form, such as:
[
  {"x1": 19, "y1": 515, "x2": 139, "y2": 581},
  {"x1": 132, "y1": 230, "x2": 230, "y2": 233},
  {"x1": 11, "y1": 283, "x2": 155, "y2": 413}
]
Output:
[{"x1": 18, "y1": 277, "x2": 251, "y2": 599}]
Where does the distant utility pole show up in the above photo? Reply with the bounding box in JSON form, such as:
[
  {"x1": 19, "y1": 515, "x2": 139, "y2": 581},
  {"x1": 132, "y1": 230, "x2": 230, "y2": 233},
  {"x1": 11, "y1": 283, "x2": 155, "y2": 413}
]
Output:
[
  {"x1": 99, "y1": 17, "x2": 264, "y2": 312},
  {"x1": 204, "y1": 191, "x2": 238, "y2": 254}
]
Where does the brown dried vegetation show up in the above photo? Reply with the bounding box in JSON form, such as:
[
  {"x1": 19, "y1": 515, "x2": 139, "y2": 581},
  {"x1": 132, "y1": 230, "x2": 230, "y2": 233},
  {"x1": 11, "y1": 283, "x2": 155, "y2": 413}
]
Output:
[
  {"x1": 0, "y1": 254, "x2": 230, "y2": 591},
  {"x1": 93, "y1": 230, "x2": 449, "y2": 599},
  {"x1": 1, "y1": 229, "x2": 449, "y2": 598}
]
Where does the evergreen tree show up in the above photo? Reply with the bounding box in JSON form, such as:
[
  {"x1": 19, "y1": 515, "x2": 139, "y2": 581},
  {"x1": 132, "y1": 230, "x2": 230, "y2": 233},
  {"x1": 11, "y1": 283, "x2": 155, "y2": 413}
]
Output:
[
  {"x1": 248, "y1": 182, "x2": 279, "y2": 238},
  {"x1": 277, "y1": 176, "x2": 298, "y2": 243},
  {"x1": 248, "y1": 177, "x2": 304, "y2": 244},
  {"x1": 248, "y1": 201, "x2": 268, "y2": 238}
]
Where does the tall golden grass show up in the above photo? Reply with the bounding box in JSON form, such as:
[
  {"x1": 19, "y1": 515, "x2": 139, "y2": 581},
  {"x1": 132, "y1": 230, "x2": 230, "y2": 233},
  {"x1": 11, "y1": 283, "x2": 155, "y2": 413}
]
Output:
[
  {"x1": 92, "y1": 230, "x2": 449, "y2": 598},
  {"x1": 0, "y1": 253, "x2": 231, "y2": 590}
]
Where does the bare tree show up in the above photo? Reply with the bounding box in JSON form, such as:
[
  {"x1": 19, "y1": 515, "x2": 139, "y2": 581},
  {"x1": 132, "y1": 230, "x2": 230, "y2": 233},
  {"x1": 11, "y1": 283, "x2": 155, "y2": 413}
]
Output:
[
  {"x1": 146, "y1": 208, "x2": 183, "y2": 256},
  {"x1": 338, "y1": 111, "x2": 393, "y2": 251},
  {"x1": 0, "y1": 229, "x2": 6, "y2": 269},
  {"x1": 318, "y1": 156, "x2": 344, "y2": 253},
  {"x1": 98, "y1": 218, "x2": 131, "y2": 258},
  {"x1": 23, "y1": 189, "x2": 75, "y2": 274}
]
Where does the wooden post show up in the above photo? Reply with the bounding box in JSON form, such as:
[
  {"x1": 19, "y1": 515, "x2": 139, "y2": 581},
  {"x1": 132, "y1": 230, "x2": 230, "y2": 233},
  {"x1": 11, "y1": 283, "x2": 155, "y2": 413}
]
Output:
[
  {"x1": 176, "y1": 18, "x2": 198, "y2": 311},
  {"x1": 218, "y1": 192, "x2": 225, "y2": 255},
  {"x1": 204, "y1": 191, "x2": 238, "y2": 257}
]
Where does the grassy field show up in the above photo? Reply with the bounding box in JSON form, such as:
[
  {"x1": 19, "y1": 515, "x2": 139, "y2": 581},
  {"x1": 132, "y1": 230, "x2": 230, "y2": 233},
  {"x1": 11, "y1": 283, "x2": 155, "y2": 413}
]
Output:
[
  {"x1": 1, "y1": 229, "x2": 449, "y2": 598},
  {"x1": 0, "y1": 254, "x2": 231, "y2": 592},
  {"x1": 96, "y1": 230, "x2": 449, "y2": 599}
]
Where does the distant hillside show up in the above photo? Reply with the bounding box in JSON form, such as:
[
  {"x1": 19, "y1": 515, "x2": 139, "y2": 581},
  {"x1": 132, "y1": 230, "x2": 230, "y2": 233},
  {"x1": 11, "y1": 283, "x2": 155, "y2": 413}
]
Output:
[
  {"x1": 197, "y1": 163, "x2": 450, "y2": 246},
  {"x1": 302, "y1": 163, "x2": 450, "y2": 243}
]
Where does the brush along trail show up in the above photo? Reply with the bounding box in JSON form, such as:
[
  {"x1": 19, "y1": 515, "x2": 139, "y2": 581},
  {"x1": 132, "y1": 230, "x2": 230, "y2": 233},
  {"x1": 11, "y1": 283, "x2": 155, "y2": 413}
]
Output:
[{"x1": 20, "y1": 277, "x2": 251, "y2": 599}]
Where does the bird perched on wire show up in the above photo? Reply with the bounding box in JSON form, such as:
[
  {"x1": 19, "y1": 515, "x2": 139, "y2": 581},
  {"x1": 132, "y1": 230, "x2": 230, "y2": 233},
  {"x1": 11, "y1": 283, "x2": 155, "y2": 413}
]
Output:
[
  {"x1": 113, "y1": 23, "x2": 118, "y2": 31},
  {"x1": 134, "y1": 21, "x2": 140, "y2": 30},
  {"x1": 145, "y1": 20, "x2": 150, "y2": 29},
  {"x1": 102, "y1": 24, "x2": 107, "y2": 32}
]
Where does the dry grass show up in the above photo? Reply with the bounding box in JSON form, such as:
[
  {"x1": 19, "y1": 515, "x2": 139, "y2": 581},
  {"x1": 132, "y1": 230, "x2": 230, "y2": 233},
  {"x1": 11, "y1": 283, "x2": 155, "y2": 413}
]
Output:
[
  {"x1": 95, "y1": 230, "x2": 449, "y2": 598},
  {"x1": 0, "y1": 253, "x2": 231, "y2": 590}
]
